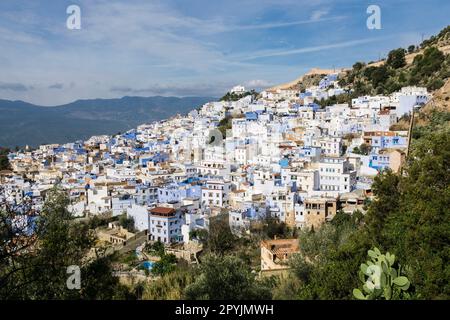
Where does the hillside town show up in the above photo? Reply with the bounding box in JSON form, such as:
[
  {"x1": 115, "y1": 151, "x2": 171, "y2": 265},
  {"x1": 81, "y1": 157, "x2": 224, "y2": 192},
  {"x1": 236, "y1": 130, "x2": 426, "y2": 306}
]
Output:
[{"x1": 0, "y1": 76, "x2": 431, "y2": 273}]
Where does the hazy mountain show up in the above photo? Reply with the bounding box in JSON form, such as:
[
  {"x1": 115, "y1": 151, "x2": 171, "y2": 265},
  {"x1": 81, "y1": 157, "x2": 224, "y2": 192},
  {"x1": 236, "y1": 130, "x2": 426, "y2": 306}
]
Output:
[{"x1": 0, "y1": 96, "x2": 215, "y2": 148}]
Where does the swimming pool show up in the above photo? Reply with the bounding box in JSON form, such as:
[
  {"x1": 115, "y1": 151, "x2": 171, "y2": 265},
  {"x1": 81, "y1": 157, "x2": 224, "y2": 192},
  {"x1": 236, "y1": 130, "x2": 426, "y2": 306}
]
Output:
[{"x1": 141, "y1": 261, "x2": 154, "y2": 270}]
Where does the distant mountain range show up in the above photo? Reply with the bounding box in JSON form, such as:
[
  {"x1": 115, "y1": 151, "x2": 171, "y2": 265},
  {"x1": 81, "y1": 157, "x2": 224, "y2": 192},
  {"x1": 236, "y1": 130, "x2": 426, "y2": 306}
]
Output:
[{"x1": 0, "y1": 96, "x2": 216, "y2": 148}]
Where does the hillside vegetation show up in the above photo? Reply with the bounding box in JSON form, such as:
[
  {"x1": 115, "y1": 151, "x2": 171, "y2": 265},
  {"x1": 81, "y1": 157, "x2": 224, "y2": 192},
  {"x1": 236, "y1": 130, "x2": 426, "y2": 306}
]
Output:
[{"x1": 338, "y1": 25, "x2": 450, "y2": 96}]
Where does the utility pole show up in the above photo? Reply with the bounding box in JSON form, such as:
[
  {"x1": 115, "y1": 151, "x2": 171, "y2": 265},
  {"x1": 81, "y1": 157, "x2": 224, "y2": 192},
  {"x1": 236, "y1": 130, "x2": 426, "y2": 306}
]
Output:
[
  {"x1": 405, "y1": 109, "x2": 415, "y2": 159},
  {"x1": 401, "y1": 108, "x2": 416, "y2": 176}
]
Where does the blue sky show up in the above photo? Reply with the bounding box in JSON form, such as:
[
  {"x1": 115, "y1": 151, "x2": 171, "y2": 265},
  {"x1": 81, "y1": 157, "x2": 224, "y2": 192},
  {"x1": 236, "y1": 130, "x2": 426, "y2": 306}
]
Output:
[{"x1": 0, "y1": 0, "x2": 449, "y2": 105}]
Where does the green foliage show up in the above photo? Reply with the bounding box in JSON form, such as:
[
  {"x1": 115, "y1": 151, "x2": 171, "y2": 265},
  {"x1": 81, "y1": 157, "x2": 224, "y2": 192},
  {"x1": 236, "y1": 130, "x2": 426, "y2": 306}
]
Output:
[
  {"x1": 410, "y1": 47, "x2": 446, "y2": 87},
  {"x1": 189, "y1": 229, "x2": 208, "y2": 242},
  {"x1": 88, "y1": 214, "x2": 115, "y2": 229},
  {"x1": 151, "y1": 253, "x2": 177, "y2": 276},
  {"x1": 412, "y1": 110, "x2": 450, "y2": 140},
  {"x1": 0, "y1": 147, "x2": 10, "y2": 170},
  {"x1": 279, "y1": 119, "x2": 449, "y2": 300},
  {"x1": 118, "y1": 213, "x2": 135, "y2": 232},
  {"x1": 80, "y1": 256, "x2": 136, "y2": 299},
  {"x1": 353, "y1": 247, "x2": 411, "y2": 300},
  {"x1": 118, "y1": 251, "x2": 138, "y2": 265},
  {"x1": 336, "y1": 26, "x2": 449, "y2": 96},
  {"x1": 205, "y1": 214, "x2": 236, "y2": 255},
  {"x1": 314, "y1": 93, "x2": 354, "y2": 108},
  {"x1": 361, "y1": 114, "x2": 450, "y2": 299},
  {"x1": 286, "y1": 212, "x2": 367, "y2": 300},
  {"x1": 352, "y1": 62, "x2": 366, "y2": 72},
  {"x1": 386, "y1": 48, "x2": 407, "y2": 69},
  {"x1": 184, "y1": 253, "x2": 272, "y2": 300},
  {"x1": 142, "y1": 265, "x2": 196, "y2": 300},
  {"x1": 271, "y1": 273, "x2": 303, "y2": 300},
  {"x1": 0, "y1": 187, "x2": 133, "y2": 299},
  {"x1": 220, "y1": 90, "x2": 257, "y2": 102},
  {"x1": 408, "y1": 45, "x2": 417, "y2": 54},
  {"x1": 217, "y1": 116, "x2": 232, "y2": 138},
  {"x1": 145, "y1": 241, "x2": 177, "y2": 277},
  {"x1": 369, "y1": 65, "x2": 391, "y2": 90},
  {"x1": 352, "y1": 143, "x2": 371, "y2": 155},
  {"x1": 262, "y1": 217, "x2": 292, "y2": 239},
  {"x1": 363, "y1": 169, "x2": 401, "y2": 244},
  {"x1": 420, "y1": 25, "x2": 450, "y2": 48},
  {"x1": 146, "y1": 240, "x2": 165, "y2": 256},
  {"x1": 382, "y1": 122, "x2": 450, "y2": 299}
]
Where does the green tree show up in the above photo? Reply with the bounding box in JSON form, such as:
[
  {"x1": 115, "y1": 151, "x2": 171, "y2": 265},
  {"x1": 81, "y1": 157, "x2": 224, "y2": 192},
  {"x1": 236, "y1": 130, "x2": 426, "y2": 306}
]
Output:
[
  {"x1": 353, "y1": 247, "x2": 411, "y2": 300},
  {"x1": 189, "y1": 229, "x2": 208, "y2": 242},
  {"x1": 142, "y1": 265, "x2": 196, "y2": 300},
  {"x1": 147, "y1": 240, "x2": 165, "y2": 257},
  {"x1": 363, "y1": 169, "x2": 401, "y2": 245},
  {"x1": 386, "y1": 48, "x2": 407, "y2": 69},
  {"x1": 184, "y1": 254, "x2": 272, "y2": 300},
  {"x1": 0, "y1": 187, "x2": 132, "y2": 299},
  {"x1": 286, "y1": 212, "x2": 367, "y2": 300},
  {"x1": 118, "y1": 213, "x2": 135, "y2": 232},
  {"x1": 206, "y1": 214, "x2": 236, "y2": 255},
  {"x1": 217, "y1": 116, "x2": 232, "y2": 138},
  {"x1": 262, "y1": 217, "x2": 291, "y2": 239},
  {"x1": 0, "y1": 147, "x2": 11, "y2": 170},
  {"x1": 353, "y1": 143, "x2": 371, "y2": 155},
  {"x1": 411, "y1": 47, "x2": 445, "y2": 79},
  {"x1": 353, "y1": 62, "x2": 366, "y2": 72},
  {"x1": 151, "y1": 253, "x2": 177, "y2": 276},
  {"x1": 382, "y1": 127, "x2": 450, "y2": 299},
  {"x1": 370, "y1": 65, "x2": 390, "y2": 89}
]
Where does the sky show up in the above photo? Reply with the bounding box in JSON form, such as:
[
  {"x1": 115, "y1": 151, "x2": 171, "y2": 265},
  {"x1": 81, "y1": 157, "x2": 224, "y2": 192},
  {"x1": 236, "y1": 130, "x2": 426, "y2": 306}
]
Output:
[{"x1": 0, "y1": 0, "x2": 449, "y2": 106}]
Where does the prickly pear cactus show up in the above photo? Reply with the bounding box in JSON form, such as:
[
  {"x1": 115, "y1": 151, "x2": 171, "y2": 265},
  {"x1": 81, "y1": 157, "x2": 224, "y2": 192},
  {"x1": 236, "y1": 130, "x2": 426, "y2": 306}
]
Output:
[{"x1": 353, "y1": 247, "x2": 411, "y2": 300}]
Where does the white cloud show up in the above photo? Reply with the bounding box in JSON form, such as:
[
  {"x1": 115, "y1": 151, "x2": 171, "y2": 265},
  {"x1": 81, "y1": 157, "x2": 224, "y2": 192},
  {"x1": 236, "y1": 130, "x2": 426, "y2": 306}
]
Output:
[
  {"x1": 243, "y1": 79, "x2": 274, "y2": 89},
  {"x1": 310, "y1": 9, "x2": 330, "y2": 21},
  {"x1": 239, "y1": 36, "x2": 391, "y2": 61},
  {"x1": 0, "y1": 0, "x2": 411, "y2": 105}
]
